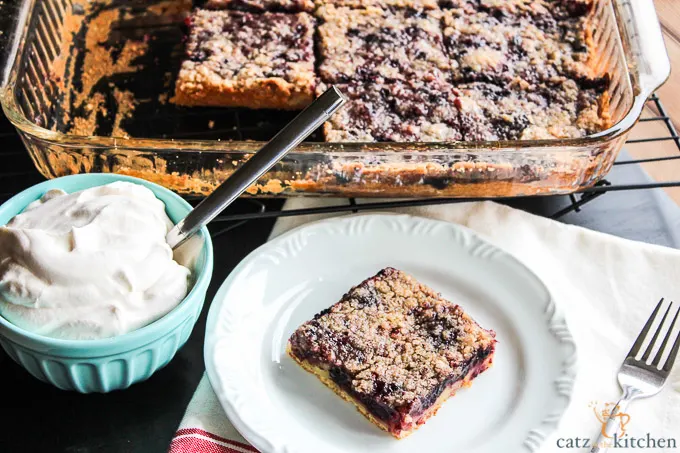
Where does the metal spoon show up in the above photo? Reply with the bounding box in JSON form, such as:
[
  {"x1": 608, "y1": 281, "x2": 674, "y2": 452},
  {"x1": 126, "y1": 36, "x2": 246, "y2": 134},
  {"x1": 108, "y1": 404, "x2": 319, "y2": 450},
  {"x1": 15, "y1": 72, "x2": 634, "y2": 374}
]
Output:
[{"x1": 166, "y1": 86, "x2": 346, "y2": 249}]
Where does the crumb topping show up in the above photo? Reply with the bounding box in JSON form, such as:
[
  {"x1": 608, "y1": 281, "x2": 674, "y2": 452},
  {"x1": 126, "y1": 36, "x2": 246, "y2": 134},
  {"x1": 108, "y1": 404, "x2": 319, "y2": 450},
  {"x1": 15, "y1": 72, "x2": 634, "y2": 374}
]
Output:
[
  {"x1": 453, "y1": 80, "x2": 608, "y2": 140},
  {"x1": 446, "y1": 0, "x2": 594, "y2": 54},
  {"x1": 319, "y1": 77, "x2": 608, "y2": 142},
  {"x1": 203, "y1": 0, "x2": 315, "y2": 12},
  {"x1": 179, "y1": 10, "x2": 316, "y2": 88},
  {"x1": 320, "y1": 81, "x2": 470, "y2": 142},
  {"x1": 176, "y1": 1, "x2": 609, "y2": 140},
  {"x1": 316, "y1": 0, "x2": 609, "y2": 142},
  {"x1": 316, "y1": 6, "x2": 450, "y2": 85},
  {"x1": 443, "y1": 8, "x2": 589, "y2": 87},
  {"x1": 288, "y1": 268, "x2": 496, "y2": 409},
  {"x1": 317, "y1": 0, "x2": 438, "y2": 9}
]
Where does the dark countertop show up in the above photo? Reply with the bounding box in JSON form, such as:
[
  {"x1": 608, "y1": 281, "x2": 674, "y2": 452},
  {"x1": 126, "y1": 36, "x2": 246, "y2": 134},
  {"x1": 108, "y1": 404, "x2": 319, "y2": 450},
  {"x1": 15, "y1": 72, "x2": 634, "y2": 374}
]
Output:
[{"x1": 1, "y1": 109, "x2": 679, "y2": 453}]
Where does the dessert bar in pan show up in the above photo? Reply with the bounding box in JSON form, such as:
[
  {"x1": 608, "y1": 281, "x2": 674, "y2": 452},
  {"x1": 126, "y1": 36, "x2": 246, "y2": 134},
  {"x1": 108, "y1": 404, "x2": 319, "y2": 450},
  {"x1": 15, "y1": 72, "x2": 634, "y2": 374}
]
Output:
[
  {"x1": 321, "y1": 0, "x2": 438, "y2": 9},
  {"x1": 319, "y1": 78, "x2": 607, "y2": 142},
  {"x1": 203, "y1": 0, "x2": 315, "y2": 12},
  {"x1": 288, "y1": 268, "x2": 496, "y2": 438},
  {"x1": 203, "y1": 0, "x2": 437, "y2": 10},
  {"x1": 316, "y1": 5, "x2": 451, "y2": 85},
  {"x1": 174, "y1": 0, "x2": 610, "y2": 142},
  {"x1": 442, "y1": 7, "x2": 589, "y2": 86},
  {"x1": 173, "y1": 9, "x2": 316, "y2": 110},
  {"x1": 318, "y1": 80, "x2": 469, "y2": 142}
]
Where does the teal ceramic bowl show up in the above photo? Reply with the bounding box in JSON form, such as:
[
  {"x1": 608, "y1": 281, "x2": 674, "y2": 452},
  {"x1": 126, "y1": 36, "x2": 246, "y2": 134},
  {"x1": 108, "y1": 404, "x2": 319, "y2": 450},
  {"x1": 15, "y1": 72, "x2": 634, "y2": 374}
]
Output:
[{"x1": 0, "y1": 174, "x2": 213, "y2": 393}]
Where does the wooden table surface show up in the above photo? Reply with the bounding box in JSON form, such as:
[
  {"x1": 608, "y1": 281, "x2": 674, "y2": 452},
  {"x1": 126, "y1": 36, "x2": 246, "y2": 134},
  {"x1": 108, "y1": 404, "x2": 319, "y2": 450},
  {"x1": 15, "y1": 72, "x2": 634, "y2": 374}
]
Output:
[{"x1": 627, "y1": 0, "x2": 680, "y2": 203}]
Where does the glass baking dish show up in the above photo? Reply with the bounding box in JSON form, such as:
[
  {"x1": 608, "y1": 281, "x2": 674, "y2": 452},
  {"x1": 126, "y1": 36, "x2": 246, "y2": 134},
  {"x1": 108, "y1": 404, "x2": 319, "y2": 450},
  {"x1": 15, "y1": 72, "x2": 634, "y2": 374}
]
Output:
[{"x1": 0, "y1": 0, "x2": 671, "y2": 198}]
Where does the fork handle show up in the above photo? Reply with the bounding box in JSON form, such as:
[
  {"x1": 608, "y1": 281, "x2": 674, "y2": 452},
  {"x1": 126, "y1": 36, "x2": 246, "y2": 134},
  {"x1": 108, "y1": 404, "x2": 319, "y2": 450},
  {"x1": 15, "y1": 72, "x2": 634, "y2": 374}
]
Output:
[{"x1": 590, "y1": 390, "x2": 637, "y2": 453}]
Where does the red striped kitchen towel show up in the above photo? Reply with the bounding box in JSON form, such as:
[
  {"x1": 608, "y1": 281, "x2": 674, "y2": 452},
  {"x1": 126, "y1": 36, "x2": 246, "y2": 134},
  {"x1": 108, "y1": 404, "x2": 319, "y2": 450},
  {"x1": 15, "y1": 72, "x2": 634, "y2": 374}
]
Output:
[{"x1": 168, "y1": 375, "x2": 258, "y2": 453}]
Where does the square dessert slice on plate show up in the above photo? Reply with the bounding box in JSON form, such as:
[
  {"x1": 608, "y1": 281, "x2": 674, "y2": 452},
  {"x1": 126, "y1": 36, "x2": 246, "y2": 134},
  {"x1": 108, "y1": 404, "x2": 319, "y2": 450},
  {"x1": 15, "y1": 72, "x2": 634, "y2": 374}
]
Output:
[
  {"x1": 318, "y1": 81, "x2": 497, "y2": 142},
  {"x1": 202, "y1": 0, "x2": 315, "y2": 12},
  {"x1": 287, "y1": 267, "x2": 496, "y2": 439},
  {"x1": 316, "y1": 5, "x2": 451, "y2": 85},
  {"x1": 173, "y1": 9, "x2": 316, "y2": 109}
]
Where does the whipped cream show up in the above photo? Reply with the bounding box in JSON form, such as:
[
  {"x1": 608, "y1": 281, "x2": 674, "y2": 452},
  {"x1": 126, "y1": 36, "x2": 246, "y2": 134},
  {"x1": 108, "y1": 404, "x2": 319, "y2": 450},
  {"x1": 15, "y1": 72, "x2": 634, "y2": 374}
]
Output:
[{"x1": 0, "y1": 182, "x2": 191, "y2": 340}]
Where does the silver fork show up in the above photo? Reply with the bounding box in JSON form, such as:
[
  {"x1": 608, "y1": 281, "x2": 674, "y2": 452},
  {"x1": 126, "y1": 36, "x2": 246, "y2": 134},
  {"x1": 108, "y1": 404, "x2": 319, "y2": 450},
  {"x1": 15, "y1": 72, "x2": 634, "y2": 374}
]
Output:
[{"x1": 591, "y1": 298, "x2": 680, "y2": 452}]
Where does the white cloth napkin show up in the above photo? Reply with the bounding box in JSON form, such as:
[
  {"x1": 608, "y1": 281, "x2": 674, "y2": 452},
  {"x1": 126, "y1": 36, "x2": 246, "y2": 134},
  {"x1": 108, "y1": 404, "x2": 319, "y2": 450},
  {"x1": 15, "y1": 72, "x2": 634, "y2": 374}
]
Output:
[{"x1": 169, "y1": 199, "x2": 680, "y2": 453}]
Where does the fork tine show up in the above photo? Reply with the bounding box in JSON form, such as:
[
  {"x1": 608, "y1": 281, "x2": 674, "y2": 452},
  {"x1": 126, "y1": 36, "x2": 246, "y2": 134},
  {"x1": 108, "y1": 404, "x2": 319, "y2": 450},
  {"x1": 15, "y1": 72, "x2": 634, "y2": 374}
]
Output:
[
  {"x1": 628, "y1": 298, "x2": 664, "y2": 359},
  {"x1": 663, "y1": 305, "x2": 680, "y2": 373},
  {"x1": 642, "y1": 302, "x2": 673, "y2": 362},
  {"x1": 654, "y1": 303, "x2": 680, "y2": 367}
]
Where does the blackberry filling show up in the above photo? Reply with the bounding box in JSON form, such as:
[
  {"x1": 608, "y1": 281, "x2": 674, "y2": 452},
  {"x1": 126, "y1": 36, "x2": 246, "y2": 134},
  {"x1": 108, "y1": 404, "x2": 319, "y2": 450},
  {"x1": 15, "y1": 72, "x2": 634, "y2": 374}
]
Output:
[{"x1": 288, "y1": 268, "x2": 496, "y2": 438}]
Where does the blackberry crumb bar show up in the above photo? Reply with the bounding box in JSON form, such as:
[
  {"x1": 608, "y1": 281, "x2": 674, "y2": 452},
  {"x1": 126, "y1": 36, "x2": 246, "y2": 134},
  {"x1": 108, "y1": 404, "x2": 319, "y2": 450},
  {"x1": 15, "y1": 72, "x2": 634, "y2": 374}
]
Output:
[
  {"x1": 319, "y1": 81, "x2": 497, "y2": 142},
  {"x1": 317, "y1": 0, "x2": 438, "y2": 9},
  {"x1": 455, "y1": 81, "x2": 609, "y2": 140},
  {"x1": 316, "y1": 6, "x2": 450, "y2": 85},
  {"x1": 287, "y1": 268, "x2": 496, "y2": 439},
  {"x1": 442, "y1": 8, "x2": 588, "y2": 88},
  {"x1": 444, "y1": 0, "x2": 594, "y2": 59},
  {"x1": 173, "y1": 9, "x2": 316, "y2": 109},
  {"x1": 320, "y1": 78, "x2": 608, "y2": 142},
  {"x1": 443, "y1": 0, "x2": 591, "y2": 20},
  {"x1": 203, "y1": 0, "x2": 315, "y2": 12}
]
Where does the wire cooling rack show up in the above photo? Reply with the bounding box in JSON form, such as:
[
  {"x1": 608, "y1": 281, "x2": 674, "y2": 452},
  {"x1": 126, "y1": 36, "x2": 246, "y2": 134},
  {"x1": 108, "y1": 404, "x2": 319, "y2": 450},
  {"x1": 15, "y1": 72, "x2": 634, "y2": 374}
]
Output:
[
  {"x1": 206, "y1": 93, "x2": 680, "y2": 224},
  {"x1": 2, "y1": 93, "x2": 680, "y2": 225}
]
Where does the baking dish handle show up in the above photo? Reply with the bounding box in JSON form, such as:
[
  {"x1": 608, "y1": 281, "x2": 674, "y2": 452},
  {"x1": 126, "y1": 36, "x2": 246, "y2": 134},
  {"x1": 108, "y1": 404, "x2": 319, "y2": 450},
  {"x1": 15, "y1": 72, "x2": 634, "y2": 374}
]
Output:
[
  {"x1": 0, "y1": 0, "x2": 33, "y2": 90},
  {"x1": 615, "y1": 0, "x2": 671, "y2": 108}
]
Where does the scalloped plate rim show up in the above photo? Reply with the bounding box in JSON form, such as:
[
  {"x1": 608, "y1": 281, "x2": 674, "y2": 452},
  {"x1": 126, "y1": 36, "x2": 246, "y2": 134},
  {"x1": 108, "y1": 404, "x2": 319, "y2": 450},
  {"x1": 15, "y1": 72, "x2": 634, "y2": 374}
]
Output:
[{"x1": 204, "y1": 213, "x2": 578, "y2": 453}]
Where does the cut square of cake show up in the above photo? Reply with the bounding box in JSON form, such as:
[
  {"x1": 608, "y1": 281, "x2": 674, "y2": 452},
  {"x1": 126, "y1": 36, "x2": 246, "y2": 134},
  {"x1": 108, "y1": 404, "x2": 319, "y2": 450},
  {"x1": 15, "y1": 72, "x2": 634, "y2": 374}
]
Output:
[
  {"x1": 173, "y1": 9, "x2": 316, "y2": 110},
  {"x1": 316, "y1": 5, "x2": 451, "y2": 85},
  {"x1": 454, "y1": 81, "x2": 610, "y2": 140},
  {"x1": 320, "y1": 81, "x2": 464, "y2": 142},
  {"x1": 441, "y1": 0, "x2": 592, "y2": 24},
  {"x1": 442, "y1": 0, "x2": 594, "y2": 58},
  {"x1": 316, "y1": 0, "x2": 438, "y2": 9},
  {"x1": 287, "y1": 267, "x2": 496, "y2": 439},
  {"x1": 442, "y1": 8, "x2": 590, "y2": 88},
  {"x1": 202, "y1": 0, "x2": 315, "y2": 12},
  {"x1": 319, "y1": 81, "x2": 499, "y2": 142}
]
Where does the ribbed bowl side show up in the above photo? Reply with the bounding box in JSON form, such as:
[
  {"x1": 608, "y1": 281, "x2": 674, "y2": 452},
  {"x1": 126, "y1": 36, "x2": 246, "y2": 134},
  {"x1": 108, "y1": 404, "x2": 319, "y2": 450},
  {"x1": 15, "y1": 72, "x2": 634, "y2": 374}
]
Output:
[{"x1": 0, "y1": 289, "x2": 205, "y2": 393}]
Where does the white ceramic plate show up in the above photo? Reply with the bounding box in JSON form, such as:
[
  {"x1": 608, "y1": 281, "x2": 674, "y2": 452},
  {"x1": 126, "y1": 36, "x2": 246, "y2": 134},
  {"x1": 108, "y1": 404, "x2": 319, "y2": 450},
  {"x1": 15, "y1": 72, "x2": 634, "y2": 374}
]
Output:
[{"x1": 205, "y1": 214, "x2": 577, "y2": 453}]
